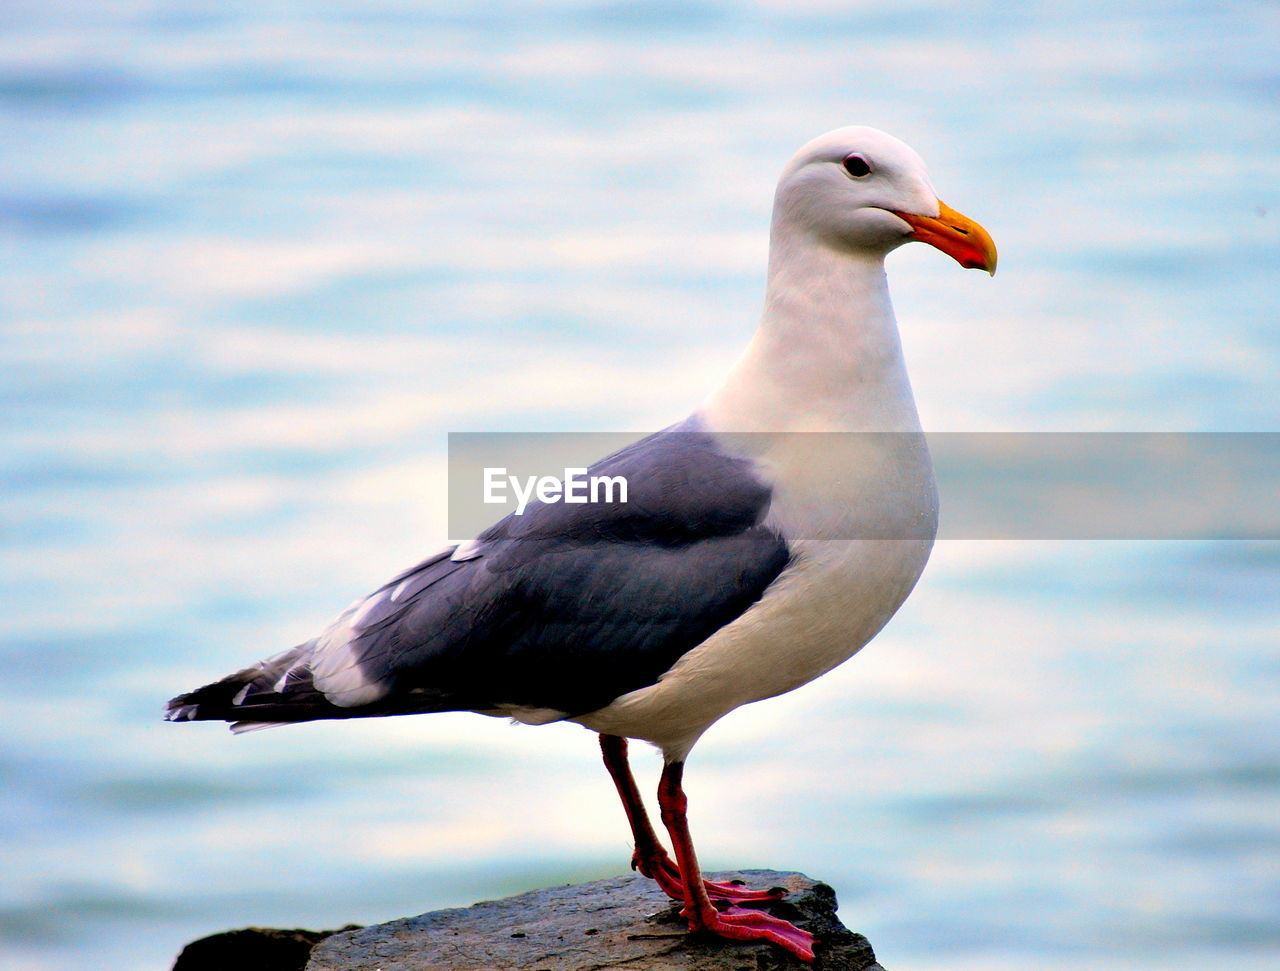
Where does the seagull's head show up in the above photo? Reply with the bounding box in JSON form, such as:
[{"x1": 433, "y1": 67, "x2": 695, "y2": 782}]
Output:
[{"x1": 774, "y1": 126, "x2": 997, "y2": 275}]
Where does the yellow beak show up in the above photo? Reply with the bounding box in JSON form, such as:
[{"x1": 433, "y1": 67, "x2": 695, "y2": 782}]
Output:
[{"x1": 891, "y1": 200, "x2": 997, "y2": 275}]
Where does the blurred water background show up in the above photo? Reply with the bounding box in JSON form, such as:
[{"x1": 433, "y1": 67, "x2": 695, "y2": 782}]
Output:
[{"x1": 2, "y1": 1, "x2": 1278, "y2": 968}]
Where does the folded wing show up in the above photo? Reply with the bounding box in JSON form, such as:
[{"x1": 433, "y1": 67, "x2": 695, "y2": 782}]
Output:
[{"x1": 165, "y1": 419, "x2": 792, "y2": 731}]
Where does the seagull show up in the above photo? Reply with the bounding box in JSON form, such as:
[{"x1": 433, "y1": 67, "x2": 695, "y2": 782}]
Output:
[{"x1": 166, "y1": 126, "x2": 996, "y2": 962}]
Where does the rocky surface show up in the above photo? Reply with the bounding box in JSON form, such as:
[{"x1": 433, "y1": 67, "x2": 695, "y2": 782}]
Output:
[
  {"x1": 172, "y1": 924, "x2": 361, "y2": 971},
  {"x1": 305, "y1": 870, "x2": 885, "y2": 970}
]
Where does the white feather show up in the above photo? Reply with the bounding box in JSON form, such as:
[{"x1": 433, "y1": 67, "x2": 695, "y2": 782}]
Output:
[
  {"x1": 449, "y1": 539, "x2": 484, "y2": 563},
  {"x1": 310, "y1": 630, "x2": 388, "y2": 707}
]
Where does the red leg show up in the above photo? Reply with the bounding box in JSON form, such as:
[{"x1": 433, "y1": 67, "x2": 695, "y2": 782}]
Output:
[
  {"x1": 599, "y1": 735, "x2": 784, "y2": 903},
  {"x1": 657, "y1": 760, "x2": 817, "y2": 962},
  {"x1": 600, "y1": 734, "x2": 685, "y2": 898}
]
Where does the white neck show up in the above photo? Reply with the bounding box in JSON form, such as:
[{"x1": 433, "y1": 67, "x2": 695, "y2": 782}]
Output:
[{"x1": 703, "y1": 224, "x2": 921, "y2": 434}]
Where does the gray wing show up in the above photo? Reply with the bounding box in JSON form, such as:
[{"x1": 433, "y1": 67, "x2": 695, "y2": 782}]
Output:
[{"x1": 166, "y1": 417, "x2": 792, "y2": 728}]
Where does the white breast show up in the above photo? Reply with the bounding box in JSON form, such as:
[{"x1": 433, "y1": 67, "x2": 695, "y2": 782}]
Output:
[
  {"x1": 576, "y1": 428, "x2": 938, "y2": 760},
  {"x1": 575, "y1": 535, "x2": 933, "y2": 759}
]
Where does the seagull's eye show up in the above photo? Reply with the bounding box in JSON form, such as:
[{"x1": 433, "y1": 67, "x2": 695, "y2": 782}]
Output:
[{"x1": 842, "y1": 154, "x2": 872, "y2": 178}]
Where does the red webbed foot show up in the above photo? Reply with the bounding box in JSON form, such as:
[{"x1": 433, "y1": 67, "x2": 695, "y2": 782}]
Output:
[{"x1": 684, "y1": 900, "x2": 817, "y2": 962}]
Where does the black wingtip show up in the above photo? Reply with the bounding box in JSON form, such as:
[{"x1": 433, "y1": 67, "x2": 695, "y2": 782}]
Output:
[
  {"x1": 164, "y1": 701, "x2": 195, "y2": 722},
  {"x1": 164, "y1": 678, "x2": 248, "y2": 723}
]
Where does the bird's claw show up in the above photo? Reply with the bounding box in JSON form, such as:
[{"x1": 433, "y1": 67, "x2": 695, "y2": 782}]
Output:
[
  {"x1": 702, "y1": 876, "x2": 785, "y2": 901},
  {"x1": 636, "y1": 850, "x2": 787, "y2": 904}
]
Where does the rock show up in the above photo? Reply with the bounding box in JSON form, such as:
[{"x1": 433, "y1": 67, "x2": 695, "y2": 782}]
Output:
[
  {"x1": 172, "y1": 925, "x2": 360, "y2": 971},
  {"x1": 306, "y1": 870, "x2": 885, "y2": 970}
]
